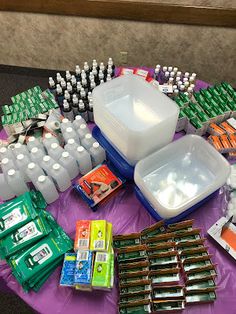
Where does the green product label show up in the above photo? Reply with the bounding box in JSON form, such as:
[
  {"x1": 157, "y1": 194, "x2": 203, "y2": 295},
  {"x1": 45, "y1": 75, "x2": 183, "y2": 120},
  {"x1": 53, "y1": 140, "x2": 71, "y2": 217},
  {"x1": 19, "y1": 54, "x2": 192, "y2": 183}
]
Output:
[
  {"x1": 114, "y1": 238, "x2": 140, "y2": 248},
  {"x1": 120, "y1": 284, "x2": 151, "y2": 294},
  {"x1": 118, "y1": 250, "x2": 146, "y2": 262}
]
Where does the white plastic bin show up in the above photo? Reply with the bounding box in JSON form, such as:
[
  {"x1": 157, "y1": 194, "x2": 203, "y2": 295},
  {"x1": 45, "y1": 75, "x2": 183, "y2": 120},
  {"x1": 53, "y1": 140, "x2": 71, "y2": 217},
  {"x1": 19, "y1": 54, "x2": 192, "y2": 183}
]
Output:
[
  {"x1": 93, "y1": 75, "x2": 179, "y2": 165},
  {"x1": 134, "y1": 135, "x2": 230, "y2": 219}
]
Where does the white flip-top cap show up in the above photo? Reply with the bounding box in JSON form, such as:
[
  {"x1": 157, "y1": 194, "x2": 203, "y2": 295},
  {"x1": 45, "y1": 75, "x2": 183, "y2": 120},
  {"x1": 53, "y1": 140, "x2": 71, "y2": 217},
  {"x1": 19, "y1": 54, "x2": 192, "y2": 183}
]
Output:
[
  {"x1": 8, "y1": 169, "x2": 15, "y2": 176},
  {"x1": 51, "y1": 143, "x2": 58, "y2": 149},
  {"x1": 28, "y1": 136, "x2": 35, "y2": 142},
  {"x1": 62, "y1": 118, "x2": 69, "y2": 124},
  {"x1": 93, "y1": 142, "x2": 99, "y2": 149},
  {"x1": 38, "y1": 175, "x2": 46, "y2": 183},
  {"x1": 80, "y1": 124, "x2": 86, "y2": 130},
  {"x1": 77, "y1": 146, "x2": 84, "y2": 153},
  {"x1": 17, "y1": 154, "x2": 24, "y2": 160},
  {"x1": 66, "y1": 127, "x2": 73, "y2": 133},
  {"x1": 31, "y1": 147, "x2": 38, "y2": 154},
  {"x1": 28, "y1": 162, "x2": 36, "y2": 170},
  {"x1": 68, "y1": 139, "x2": 75, "y2": 145},
  {"x1": 43, "y1": 156, "x2": 51, "y2": 162},
  {"x1": 45, "y1": 133, "x2": 52, "y2": 139},
  {"x1": 53, "y1": 163, "x2": 60, "y2": 170},
  {"x1": 2, "y1": 157, "x2": 9, "y2": 164},
  {"x1": 85, "y1": 134, "x2": 92, "y2": 139},
  {"x1": 75, "y1": 115, "x2": 82, "y2": 121},
  {"x1": 62, "y1": 151, "x2": 69, "y2": 158},
  {"x1": 15, "y1": 143, "x2": 22, "y2": 149},
  {"x1": 0, "y1": 147, "x2": 7, "y2": 153}
]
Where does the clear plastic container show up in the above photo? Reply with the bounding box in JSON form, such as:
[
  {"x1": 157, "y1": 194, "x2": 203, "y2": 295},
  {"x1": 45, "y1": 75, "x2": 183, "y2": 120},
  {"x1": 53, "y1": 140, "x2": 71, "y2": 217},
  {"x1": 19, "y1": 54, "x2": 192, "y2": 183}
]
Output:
[
  {"x1": 93, "y1": 75, "x2": 179, "y2": 165},
  {"x1": 134, "y1": 135, "x2": 230, "y2": 219}
]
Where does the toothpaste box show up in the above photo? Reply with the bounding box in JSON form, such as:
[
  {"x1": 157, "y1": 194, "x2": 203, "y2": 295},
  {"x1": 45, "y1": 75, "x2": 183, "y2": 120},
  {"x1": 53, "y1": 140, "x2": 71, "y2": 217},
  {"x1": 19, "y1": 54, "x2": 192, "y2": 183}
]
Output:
[
  {"x1": 74, "y1": 250, "x2": 93, "y2": 288},
  {"x1": 74, "y1": 220, "x2": 91, "y2": 251},
  {"x1": 92, "y1": 251, "x2": 112, "y2": 290},
  {"x1": 90, "y1": 220, "x2": 107, "y2": 251},
  {"x1": 60, "y1": 253, "x2": 76, "y2": 287}
]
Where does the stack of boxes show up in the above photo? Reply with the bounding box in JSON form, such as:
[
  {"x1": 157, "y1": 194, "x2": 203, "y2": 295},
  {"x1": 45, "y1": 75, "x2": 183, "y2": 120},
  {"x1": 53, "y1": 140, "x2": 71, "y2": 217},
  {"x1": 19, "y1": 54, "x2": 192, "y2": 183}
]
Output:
[
  {"x1": 60, "y1": 220, "x2": 114, "y2": 291},
  {"x1": 175, "y1": 82, "x2": 236, "y2": 135},
  {"x1": 114, "y1": 220, "x2": 217, "y2": 313}
]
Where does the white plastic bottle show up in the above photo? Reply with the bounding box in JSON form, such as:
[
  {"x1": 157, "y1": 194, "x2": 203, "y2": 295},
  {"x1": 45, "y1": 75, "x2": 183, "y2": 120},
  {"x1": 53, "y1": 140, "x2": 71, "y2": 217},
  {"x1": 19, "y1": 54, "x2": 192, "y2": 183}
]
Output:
[
  {"x1": 13, "y1": 143, "x2": 30, "y2": 158},
  {"x1": 0, "y1": 173, "x2": 15, "y2": 200},
  {"x1": 64, "y1": 139, "x2": 79, "y2": 158},
  {"x1": 62, "y1": 127, "x2": 80, "y2": 144},
  {"x1": 16, "y1": 154, "x2": 31, "y2": 182},
  {"x1": 73, "y1": 115, "x2": 86, "y2": 131},
  {"x1": 89, "y1": 142, "x2": 106, "y2": 167},
  {"x1": 75, "y1": 146, "x2": 92, "y2": 175},
  {"x1": 50, "y1": 163, "x2": 71, "y2": 192},
  {"x1": 0, "y1": 147, "x2": 14, "y2": 161},
  {"x1": 43, "y1": 133, "x2": 59, "y2": 151},
  {"x1": 40, "y1": 155, "x2": 56, "y2": 174},
  {"x1": 77, "y1": 124, "x2": 91, "y2": 140},
  {"x1": 27, "y1": 136, "x2": 44, "y2": 152},
  {"x1": 30, "y1": 147, "x2": 46, "y2": 165},
  {"x1": 7, "y1": 169, "x2": 29, "y2": 196},
  {"x1": 35, "y1": 175, "x2": 59, "y2": 204},
  {"x1": 1, "y1": 158, "x2": 17, "y2": 176},
  {"x1": 26, "y1": 162, "x2": 45, "y2": 185},
  {"x1": 60, "y1": 118, "x2": 74, "y2": 133},
  {"x1": 59, "y1": 151, "x2": 80, "y2": 180},
  {"x1": 48, "y1": 143, "x2": 65, "y2": 161},
  {"x1": 81, "y1": 134, "x2": 96, "y2": 150}
]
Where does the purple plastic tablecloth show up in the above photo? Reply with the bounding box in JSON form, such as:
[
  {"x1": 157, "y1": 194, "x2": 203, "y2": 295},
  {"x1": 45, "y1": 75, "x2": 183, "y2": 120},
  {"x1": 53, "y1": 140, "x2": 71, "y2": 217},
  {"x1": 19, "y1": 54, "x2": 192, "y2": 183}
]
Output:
[{"x1": 1, "y1": 79, "x2": 236, "y2": 314}]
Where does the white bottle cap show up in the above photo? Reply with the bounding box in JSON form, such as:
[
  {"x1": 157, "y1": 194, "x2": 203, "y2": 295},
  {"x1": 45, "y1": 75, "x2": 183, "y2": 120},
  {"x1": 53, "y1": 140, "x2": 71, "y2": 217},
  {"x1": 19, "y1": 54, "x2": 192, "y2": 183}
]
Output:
[
  {"x1": 57, "y1": 73, "x2": 61, "y2": 78},
  {"x1": 163, "y1": 66, "x2": 167, "y2": 72},
  {"x1": 66, "y1": 127, "x2": 73, "y2": 133},
  {"x1": 173, "y1": 85, "x2": 178, "y2": 90},
  {"x1": 62, "y1": 118, "x2": 69, "y2": 124},
  {"x1": 184, "y1": 92, "x2": 189, "y2": 97},
  {"x1": 169, "y1": 78, "x2": 174, "y2": 83},
  {"x1": 80, "y1": 124, "x2": 86, "y2": 130},
  {"x1": 43, "y1": 155, "x2": 51, "y2": 162},
  {"x1": 8, "y1": 169, "x2": 16, "y2": 176},
  {"x1": 31, "y1": 147, "x2": 38, "y2": 154},
  {"x1": 177, "y1": 81, "x2": 183, "y2": 87},
  {"x1": 0, "y1": 147, "x2": 7, "y2": 153},
  {"x1": 170, "y1": 71, "x2": 175, "y2": 77},
  {"x1": 176, "y1": 71, "x2": 182, "y2": 77},
  {"x1": 63, "y1": 100, "x2": 70, "y2": 109},
  {"x1": 85, "y1": 134, "x2": 92, "y2": 139},
  {"x1": 184, "y1": 72, "x2": 190, "y2": 78},
  {"x1": 38, "y1": 175, "x2": 46, "y2": 183},
  {"x1": 187, "y1": 87, "x2": 193, "y2": 93},
  {"x1": 174, "y1": 89, "x2": 179, "y2": 94},
  {"x1": 176, "y1": 77, "x2": 181, "y2": 82},
  {"x1": 17, "y1": 154, "x2": 24, "y2": 160},
  {"x1": 100, "y1": 80, "x2": 104, "y2": 84},
  {"x1": 53, "y1": 163, "x2": 60, "y2": 170},
  {"x1": 93, "y1": 142, "x2": 100, "y2": 149},
  {"x1": 2, "y1": 157, "x2": 9, "y2": 164},
  {"x1": 165, "y1": 71, "x2": 169, "y2": 77},
  {"x1": 75, "y1": 115, "x2": 82, "y2": 121},
  {"x1": 184, "y1": 81, "x2": 190, "y2": 87},
  {"x1": 156, "y1": 64, "x2": 161, "y2": 69},
  {"x1": 68, "y1": 139, "x2": 75, "y2": 145},
  {"x1": 173, "y1": 67, "x2": 178, "y2": 73},
  {"x1": 51, "y1": 143, "x2": 58, "y2": 149},
  {"x1": 77, "y1": 146, "x2": 84, "y2": 153},
  {"x1": 183, "y1": 77, "x2": 188, "y2": 82},
  {"x1": 15, "y1": 143, "x2": 22, "y2": 149},
  {"x1": 62, "y1": 151, "x2": 69, "y2": 158},
  {"x1": 28, "y1": 136, "x2": 35, "y2": 142},
  {"x1": 191, "y1": 73, "x2": 197, "y2": 78},
  {"x1": 168, "y1": 67, "x2": 173, "y2": 72},
  {"x1": 180, "y1": 85, "x2": 185, "y2": 91},
  {"x1": 190, "y1": 84, "x2": 195, "y2": 89},
  {"x1": 45, "y1": 133, "x2": 52, "y2": 139},
  {"x1": 28, "y1": 162, "x2": 35, "y2": 170}
]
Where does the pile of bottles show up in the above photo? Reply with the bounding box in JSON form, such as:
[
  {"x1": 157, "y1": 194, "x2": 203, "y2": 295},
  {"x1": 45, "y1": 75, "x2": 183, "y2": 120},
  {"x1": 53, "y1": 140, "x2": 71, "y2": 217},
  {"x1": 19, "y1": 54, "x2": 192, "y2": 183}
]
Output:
[
  {"x1": 48, "y1": 58, "x2": 115, "y2": 123},
  {"x1": 153, "y1": 64, "x2": 197, "y2": 98},
  {"x1": 0, "y1": 116, "x2": 106, "y2": 204}
]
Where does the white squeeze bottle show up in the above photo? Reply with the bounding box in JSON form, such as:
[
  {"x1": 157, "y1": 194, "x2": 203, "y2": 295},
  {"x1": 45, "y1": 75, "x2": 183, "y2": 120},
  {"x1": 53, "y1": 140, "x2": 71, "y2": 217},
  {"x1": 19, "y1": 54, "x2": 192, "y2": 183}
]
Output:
[
  {"x1": 0, "y1": 147, "x2": 14, "y2": 161},
  {"x1": 13, "y1": 143, "x2": 30, "y2": 158},
  {"x1": 43, "y1": 133, "x2": 59, "y2": 151},
  {"x1": 50, "y1": 163, "x2": 71, "y2": 192},
  {"x1": 78, "y1": 124, "x2": 90, "y2": 140},
  {"x1": 7, "y1": 169, "x2": 29, "y2": 196},
  {"x1": 48, "y1": 143, "x2": 65, "y2": 161},
  {"x1": 73, "y1": 115, "x2": 86, "y2": 131},
  {"x1": 40, "y1": 155, "x2": 56, "y2": 174},
  {"x1": 36, "y1": 175, "x2": 59, "y2": 204},
  {"x1": 62, "y1": 127, "x2": 80, "y2": 144},
  {"x1": 75, "y1": 146, "x2": 92, "y2": 175},
  {"x1": 26, "y1": 162, "x2": 45, "y2": 185},
  {"x1": 30, "y1": 147, "x2": 45, "y2": 164},
  {"x1": 89, "y1": 142, "x2": 106, "y2": 167},
  {"x1": 0, "y1": 173, "x2": 15, "y2": 200},
  {"x1": 59, "y1": 151, "x2": 80, "y2": 180},
  {"x1": 16, "y1": 154, "x2": 31, "y2": 182},
  {"x1": 64, "y1": 139, "x2": 79, "y2": 158},
  {"x1": 60, "y1": 118, "x2": 74, "y2": 133},
  {"x1": 27, "y1": 136, "x2": 44, "y2": 152},
  {"x1": 1, "y1": 158, "x2": 17, "y2": 176},
  {"x1": 81, "y1": 134, "x2": 96, "y2": 150}
]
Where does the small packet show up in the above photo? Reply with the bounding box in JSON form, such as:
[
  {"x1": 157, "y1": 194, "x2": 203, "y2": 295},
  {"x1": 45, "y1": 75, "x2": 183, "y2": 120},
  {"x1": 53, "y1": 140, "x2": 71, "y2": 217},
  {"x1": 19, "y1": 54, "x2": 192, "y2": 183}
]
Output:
[
  {"x1": 119, "y1": 68, "x2": 135, "y2": 76},
  {"x1": 167, "y1": 219, "x2": 194, "y2": 234},
  {"x1": 141, "y1": 221, "x2": 165, "y2": 242},
  {"x1": 119, "y1": 280, "x2": 151, "y2": 296},
  {"x1": 152, "y1": 300, "x2": 185, "y2": 312},
  {"x1": 74, "y1": 250, "x2": 93, "y2": 289},
  {"x1": 146, "y1": 233, "x2": 176, "y2": 247},
  {"x1": 208, "y1": 135, "x2": 224, "y2": 152},
  {"x1": 113, "y1": 233, "x2": 141, "y2": 249},
  {"x1": 149, "y1": 268, "x2": 180, "y2": 284},
  {"x1": 149, "y1": 251, "x2": 178, "y2": 268},
  {"x1": 220, "y1": 134, "x2": 233, "y2": 152},
  {"x1": 118, "y1": 260, "x2": 149, "y2": 275},
  {"x1": 180, "y1": 247, "x2": 209, "y2": 262},
  {"x1": 74, "y1": 220, "x2": 91, "y2": 251},
  {"x1": 119, "y1": 301, "x2": 151, "y2": 314},
  {"x1": 183, "y1": 255, "x2": 213, "y2": 272},
  {"x1": 185, "y1": 279, "x2": 216, "y2": 292},
  {"x1": 146, "y1": 242, "x2": 176, "y2": 256},
  {"x1": 59, "y1": 253, "x2": 77, "y2": 287},
  {"x1": 134, "y1": 68, "x2": 149, "y2": 80},
  {"x1": 185, "y1": 290, "x2": 216, "y2": 304},
  {"x1": 119, "y1": 270, "x2": 149, "y2": 285},
  {"x1": 186, "y1": 264, "x2": 217, "y2": 283},
  {"x1": 0, "y1": 212, "x2": 51, "y2": 259},
  {"x1": 220, "y1": 121, "x2": 236, "y2": 135},
  {"x1": 117, "y1": 245, "x2": 147, "y2": 263},
  {"x1": 119, "y1": 292, "x2": 151, "y2": 305},
  {"x1": 90, "y1": 220, "x2": 107, "y2": 251},
  {"x1": 208, "y1": 123, "x2": 226, "y2": 136},
  {"x1": 176, "y1": 238, "x2": 206, "y2": 254},
  {"x1": 92, "y1": 251, "x2": 113, "y2": 290},
  {"x1": 152, "y1": 285, "x2": 184, "y2": 299},
  {"x1": 174, "y1": 229, "x2": 201, "y2": 243}
]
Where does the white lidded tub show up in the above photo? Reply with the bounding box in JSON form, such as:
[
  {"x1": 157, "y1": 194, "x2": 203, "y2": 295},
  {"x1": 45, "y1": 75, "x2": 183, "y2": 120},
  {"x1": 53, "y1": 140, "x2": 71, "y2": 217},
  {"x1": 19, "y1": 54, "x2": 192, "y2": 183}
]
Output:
[
  {"x1": 134, "y1": 135, "x2": 230, "y2": 219},
  {"x1": 93, "y1": 75, "x2": 179, "y2": 166}
]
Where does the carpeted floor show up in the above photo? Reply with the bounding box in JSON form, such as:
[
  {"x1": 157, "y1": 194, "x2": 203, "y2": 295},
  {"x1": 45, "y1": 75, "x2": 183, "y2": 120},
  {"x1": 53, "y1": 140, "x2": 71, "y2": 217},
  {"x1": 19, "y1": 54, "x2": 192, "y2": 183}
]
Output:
[{"x1": 0, "y1": 64, "x2": 60, "y2": 314}]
